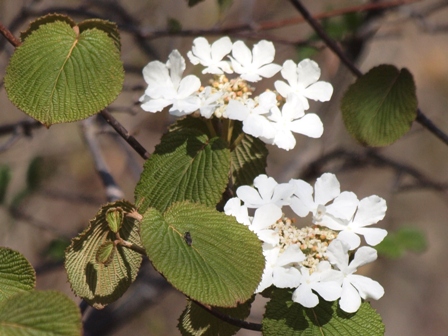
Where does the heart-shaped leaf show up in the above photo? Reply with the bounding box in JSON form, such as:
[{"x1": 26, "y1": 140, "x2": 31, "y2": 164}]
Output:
[
  {"x1": 5, "y1": 15, "x2": 124, "y2": 126},
  {"x1": 341, "y1": 64, "x2": 417, "y2": 146},
  {"x1": 0, "y1": 247, "x2": 35, "y2": 302},
  {"x1": 65, "y1": 200, "x2": 142, "y2": 309},
  {"x1": 140, "y1": 201, "x2": 264, "y2": 307},
  {"x1": 135, "y1": 116, "x2": 231, "y2": 213}
]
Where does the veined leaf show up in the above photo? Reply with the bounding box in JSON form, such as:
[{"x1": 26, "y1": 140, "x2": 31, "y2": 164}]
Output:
[
  {"x1": 341, "y1": 64, "x2": 417, "y2": 146},
  {"x1": 135, "y1": 116, "x2": 230, "y2": 213},
  {"x1": 262, "y1": 288, "x2": 384, "y2": 336},
  {"x1": 5, "y1": 15, "x2": 124, "y2": 126},
  {"x1": 140, "y1": 201, "x2": 264, "y2": 307},
  {"x1": 65, "y1": 200, "x2": 142, "y2": 309},
  {"x1": 0, "y1": 248, "x2": 35, "y2": 302},
  {"x1": 178, "y1": 298, "x2": 254, "y2": 336},
  {"x1": 0, "y1": 290, "x2": 81, "y2": 336},
  {"x1": 230, "y1": 121, "x2": 267, "y2": 191}
]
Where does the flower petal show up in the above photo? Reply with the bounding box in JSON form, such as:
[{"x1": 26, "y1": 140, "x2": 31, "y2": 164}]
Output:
[
  {"x1": 311, "y1": 281, "x2": 342, "y2": 302},
  {"x1": 289, "y1": 113, "x2": 323, "y2": 138},
  {"x1": 356, "y1": 227, "x2": 388, "y2": 246},
  {"x1": 313, "y1": 173, "x2": 341, "y2": 206},
  {"x1": 292, "y1": 284, "x2": 319, "y2": 308},
  {"x1": 272, "y1": 266, "x2": 301, "y2": 288},
  {"x1": 304, "y1": 81, "x2": 333, "y2": 102},
  {"x1": 297, "y1": 59, "x2": 321, "y2": 87},
  {"x1": 339, "y1": 279, "x2": 362, "y2": 313},
  {"x1": 336, "y1": 230, "x2": 361, "y2": 250},
  {"x1": 349, "y1": 274, "x2": 384, "y2": 300},
  {"x1": 251, "y1": 204, "x2": 282, "y2": 231},
  {"x1": 352, "y1": 195, "x2": 387, "y2": 227},
  {"x1": 325, "y1": 191, "x2": 358, "y2": 220}
]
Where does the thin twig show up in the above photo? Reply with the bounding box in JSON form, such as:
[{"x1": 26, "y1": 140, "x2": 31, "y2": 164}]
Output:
[
  {"x1": 289, "y1": 0, "x2": 448, "y2": 147},
  {"x1": 0, "y1": 21, "x2": 21, "y2": 47},
  {"x1": 194, "y1": 300, "x2": 262, "y2": 332},
  {"x1": 99, "y1": 110, "x2": 150, "y2": 160}
]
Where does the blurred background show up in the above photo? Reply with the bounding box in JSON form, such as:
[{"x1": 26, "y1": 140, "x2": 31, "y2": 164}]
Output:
[{"x1": 1, "y1": 0, "x2": 448, "y2": 335}]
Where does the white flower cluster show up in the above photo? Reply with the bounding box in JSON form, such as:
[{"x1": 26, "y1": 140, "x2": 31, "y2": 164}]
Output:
[
  {"x1": 224, "y1": 173, "x2": 387, "y2": 313},
  {"x1": 140, "y1": 37, "x2": 333, "y2": 150}
]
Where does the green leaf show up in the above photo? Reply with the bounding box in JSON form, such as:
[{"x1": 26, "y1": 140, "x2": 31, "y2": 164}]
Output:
[
  {"x1": 178, "y1": 298, "x2": 254, "y2": 336},
  {"x1": 0, "y1": 248, "x2": 35, "y2": 302},
  {"x1": 0, "y1": 165, "x2": 11, "y2": 204},
  {"x1": 140, "y1": 201, "x2": 264, "y2": 307},
  {"x1": 135, "y1": 116, "x2": 231, "y2": 214},
  {"x1": 0, "y1": 290, "x2": 81, "y2": 336},
  {"x1": 5, "y1": 15, "x2": 124, "y2": 126},
  {"x1": 262, "y1": 289, "x2": 385, "y2": 336},
  {"x1": 65, "y1": 200, "x2": 142, "y2": 309},
  {"x1": 105, "y1": 207, "x2": 124, "y2": 233},
  {"x1": 230, "y1": 121, "x2": 267, "y2": 191},
  {"x1": 167, "y1": 18, "x2": 183, "y2": 33},
  {"x1": 96, "y1": 241, "x2": 116, "y2": 266},
  {"x1": 376, "y1": 226, "x2": 426, "y2": 259},
  {"x1": 44, "y1": 238, "x2": 71, "y2": 261},
  {"x1": 341, "y1": 64, "x2": 417, "y2": 146},
  {"x1": 26, "y1": 156, "x2": 51, "y2": 191}
]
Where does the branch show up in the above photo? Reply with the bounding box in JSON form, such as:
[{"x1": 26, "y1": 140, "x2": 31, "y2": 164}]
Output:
[
  {"x1": 289, "y1": 0, "x2": 448, "y2": 147},
  {"x1": 99, "y1": 110, "x2": 150, "y2": 160},
  {"x1": 0, "y1": 21, "x2": 21, "y2": 47},
  {"x1": 194, "y1": 300, "x2": 262, "y2": 332}
]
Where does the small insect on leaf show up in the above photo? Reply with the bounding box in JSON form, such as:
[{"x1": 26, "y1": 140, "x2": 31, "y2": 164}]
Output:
[{"x1": 184, "y1": 232, "x2": 192, "y2": 246}]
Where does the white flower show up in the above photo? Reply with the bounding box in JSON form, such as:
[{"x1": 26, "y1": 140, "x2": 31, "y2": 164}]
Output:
[
  {"x1": 289, "y1": 173, "x2": 358, "y2": 223},
  {"x1": 291, "y1": 261, "x2": 342, "y2": 308},
  {"x1": 187, "y1": 36, "x2": 233, "y2": 74},
  {"x1": 225, "y1": 91, "x2": 277, "y2": 139},
  {"x1": 327, "y1": 240, "x2": 385, "y2": 313},
  {"x1": 256, "y1": 244, "x2": 305, "y2": 293},
  {"x1": 224, "y1": 197, "x2": 250, "y2": 225},
  {"x1": 140, "y1": 50, "x2": 201, "y2": 115},
  {"x1": 197, "y1": 86, "x2": 223, "y2": 118},
  {"x1": 236, "y1": 174, "x2": 294, "y2": 209},
  {"x1": 275, "y1": 59, "x2": 333, "y2": 109},
  {"x1": 248, "y1": 203, "x2": 282, "y2": 245},
  {"x1": 266, "y1": 95, "x2": 323, "y2": 150},
  {"x1": 229, "y1": 40, "x2": 281, "y2": 82},
  {"x1": 321, "y1": 195, "x2": 388, "y2": 249}
]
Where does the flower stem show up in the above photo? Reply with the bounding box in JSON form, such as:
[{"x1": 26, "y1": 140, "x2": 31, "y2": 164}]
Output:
[
  {"x1": 205, "y1": 119, "x2": 217, "y2": 138},
  {"x1": 230, "y1": 132, "x2": 245, "y2": 151}
]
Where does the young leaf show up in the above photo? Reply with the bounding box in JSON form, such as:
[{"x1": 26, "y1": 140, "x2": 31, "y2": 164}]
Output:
[
  {"x1": 5, "y1": 15, "x2": 124, "y2": 126},
  {"x1": 341, "y1": 64, "x2": 417, "y2": 146},
  {"x1": 230, "y1": 121, "x2": 267, "y2": 191},
  {"x1": 140, "y1": 201, "x2": 264, "y2": 307},
  {"x1": 0, "y1": 247, "x2": 35, "y2": 302},
  {"x1": 135, "y1": 117, "x2": 231, "y2": 213},
  {"x1": 105, "y1": 207, "x2": 124, "y2": 233},
  {"x1": 0, "y1": 290, "x2": 81, "y2": 335},
  {"x1": 262, "y1": 288, "x2": 385, "y2": 336},
  {"x1": 65, "y1": 200, "x2": 142, "y2": 309},
  {"x1": 178, "y1": 298, "x2": 254, "y2": 336}
]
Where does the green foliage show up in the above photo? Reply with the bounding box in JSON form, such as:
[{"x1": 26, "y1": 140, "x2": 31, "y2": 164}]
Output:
[
  {"x1": 65, "y1": 200, "x2": 142, "y2": 309},
  {"x1": 376, "y1": 226, "x2": 427, "y2": 259},
  {"x1": 0, "y1": 291, "x2": 82, "y2": 336},
  {"x1": 178, "y1": 298, "x2": 254, "y2": 336},
  {"x1": 140, "y1": 201, "x2": 264, "y2": 307},
  {"x1": 44, "y1": 238, "x2": 71, "y2": 261},
  {"x1": 0, "y1": 247, "x2": 35, "y2": 302},
  {"x1": 0, "y1": 165, "x2": 11, "y2": 204},
  {"x1": 5, "y1": 14, "x2": 124, "y2": 126},
  {"x1": 262, "y1": 289, "x2": 384, "y2": 336},
  {"x1": 0, "y1": 247, "x2": 81, "y2": 335},
  {"x1": 135, "y1": 116, "x2": 231, "y2": 214},
  {"x1": 167, "y1": 18, "x2": 183, "y2": 33},
  {"x1": 230, "y1": 121, "x2": 267, "y2": 191},
  {"x1": 105, "y1": 207, "x2": 124, "y2": 233},
  {"x1": 341, "y1": 64, "x2": 417, "y2": 146}
]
